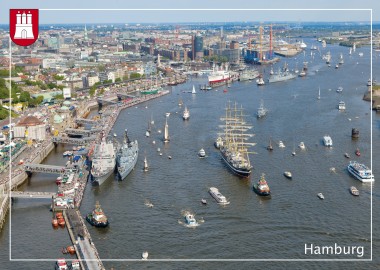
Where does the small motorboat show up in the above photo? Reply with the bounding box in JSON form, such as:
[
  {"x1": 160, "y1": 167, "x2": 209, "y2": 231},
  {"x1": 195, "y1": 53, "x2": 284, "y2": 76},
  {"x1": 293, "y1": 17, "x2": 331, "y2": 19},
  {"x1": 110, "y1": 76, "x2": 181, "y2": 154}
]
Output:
[
  {"x1": 168, "y1": 155, "x2": 172, "y2": 159},
  {"x1": 283, "y1": 171, "x2": 292, "y2": 179},
  {"x1": 291, "y1": 151, "x2": 296, "y2": 156},
  {"x1": 52, "y1": 218, "x2": 58, "y2": 227},
  {"x1": 355, "y1": 148, "x2": 361, "y2": 156},
  {"x1": 267, "y1": 138, "x2": 273, "y2": 151},
  {"x1": 165, "y1": 112, "x2": 170, "y2": 117},
  {"x1": 66, "y1": 246, "x2": 76, "y2": 255},
  {"x1": 71, "y1": 260, "x2": 80, "y2": 270},
  {"x1": 317, "y1": 193, "x2": 325, "y2": 200},
  {"x1": 299, "y1": 142, "x2": 305, "y2": 150},
  {"x1": 113, "y1": 133, "x2": 117, "y2": 137},
  {"x1": 58, "y1": 219, "x2": 65, "y2": 227},
  {"x1": 142, "y1": 251, "x2": 149, "y2": 260},
  {"x1": 278, "y1": 141, "x2": 285, "y2": 148},
  {"x1": 198, "y1": 148, "x2": 206, "y2": 158},
  {"x1": 344, "y1": 153, "x2": 350, "y2": 159},
  {"x1": 184, "y1": 213, "x2": 197, "y2": 227},
  {"x1": 350, "y1": 186, "x2": 359, "y2": 196},
  {"x1": 201, "y1": 199, "x2": 207, "y2": 205},
  {"x1": 61, "y1": 247, "x2": 68, "y2": 254},
  {"x1": 18, "y1": 159, "x2": 24, "y2": 165},
  {"x1": 63, "y1": 151, "x2": 73, "y2": 157}
]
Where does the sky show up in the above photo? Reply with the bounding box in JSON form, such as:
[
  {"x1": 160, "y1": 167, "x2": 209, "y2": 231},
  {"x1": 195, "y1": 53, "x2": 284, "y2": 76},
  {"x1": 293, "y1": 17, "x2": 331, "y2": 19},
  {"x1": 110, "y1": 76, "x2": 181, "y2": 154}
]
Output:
[{"x1": 1, "y1": 0, "x2": 379, "y2": 24}]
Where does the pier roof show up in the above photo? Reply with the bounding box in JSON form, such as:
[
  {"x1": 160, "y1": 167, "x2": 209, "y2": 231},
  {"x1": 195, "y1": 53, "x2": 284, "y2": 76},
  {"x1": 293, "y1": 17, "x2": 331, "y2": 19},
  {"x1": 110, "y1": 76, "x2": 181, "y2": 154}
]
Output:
[{"x1": 16, "y1": 116, "x2": 43, "y2": 127}]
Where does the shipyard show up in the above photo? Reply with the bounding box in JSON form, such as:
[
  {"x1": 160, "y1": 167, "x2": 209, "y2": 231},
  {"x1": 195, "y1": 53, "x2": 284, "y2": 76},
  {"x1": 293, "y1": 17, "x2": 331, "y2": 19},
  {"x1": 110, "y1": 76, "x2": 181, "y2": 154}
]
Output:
[{"x1": 0, "y1": 7, "x2": 379, "y2": 270}]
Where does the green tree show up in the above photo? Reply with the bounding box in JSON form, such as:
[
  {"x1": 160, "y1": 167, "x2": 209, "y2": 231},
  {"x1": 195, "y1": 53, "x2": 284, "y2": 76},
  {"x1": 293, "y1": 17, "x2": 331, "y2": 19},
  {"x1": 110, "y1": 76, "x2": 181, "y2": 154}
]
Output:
[
  {"x1": 115, "y1": 78, "x2": 122, "y2": 82},
  {"x1": 53, "y1": 74, "x2": 65, "y2": 80},
  {"x1": 19, "y1": 91, "x2": 30, "y2": 102},
  {"x1": 89, "y1": 86, "x2": 96, "y2": 97},
  {"x1": 129, "y1": 73, "x2": 141, "y2": 79}
]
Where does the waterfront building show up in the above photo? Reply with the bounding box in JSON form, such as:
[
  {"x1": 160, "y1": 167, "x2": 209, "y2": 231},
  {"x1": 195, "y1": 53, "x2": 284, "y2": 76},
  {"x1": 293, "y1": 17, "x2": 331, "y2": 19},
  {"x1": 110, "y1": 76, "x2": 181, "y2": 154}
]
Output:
[{"x1": 13, "y1": 116, "x2": 46, "y2": 140}]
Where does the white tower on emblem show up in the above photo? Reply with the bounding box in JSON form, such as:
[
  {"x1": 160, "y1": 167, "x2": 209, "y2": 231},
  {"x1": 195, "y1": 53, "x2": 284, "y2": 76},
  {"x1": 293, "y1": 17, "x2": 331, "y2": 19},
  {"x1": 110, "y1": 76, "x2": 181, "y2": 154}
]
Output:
[{"x1": 14, "y1": 11, "x2": 34, "y2": 39}]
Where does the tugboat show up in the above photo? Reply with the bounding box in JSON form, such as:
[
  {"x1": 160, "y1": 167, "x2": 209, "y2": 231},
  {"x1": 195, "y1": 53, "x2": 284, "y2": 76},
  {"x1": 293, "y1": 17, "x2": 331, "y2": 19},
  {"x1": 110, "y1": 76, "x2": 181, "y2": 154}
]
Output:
[
  {"x1": 86, "y1": 201, "x2": 109, "y2": 227},
  {"x1": 252, "y1": 174, "x2": 271, "y2": 196}
]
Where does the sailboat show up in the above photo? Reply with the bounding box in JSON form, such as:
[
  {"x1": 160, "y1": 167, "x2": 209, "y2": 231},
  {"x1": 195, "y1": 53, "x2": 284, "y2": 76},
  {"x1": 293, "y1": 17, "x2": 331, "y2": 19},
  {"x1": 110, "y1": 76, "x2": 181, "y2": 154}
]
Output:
[
  {"x1": 163, "y1": 118, "x2": 170, "y2": 143},
  {"x1": 150, "y1": 113, "x2": 154, "y2": 125},
  {"x1": 292, "y1": 142, "x2": 296, "y2": 156},
  {"x1": 146, "y1": 121, "x2": 151, "y2": 137},
  {"x1": 267, "y1": 137, "x2": 273, "y2": 151},
  {"x1": 178, "y1": 98, "x2": 183, "y2": 106},
  {"x1": 317, "y1": 87, "x2": 321, "y2": 100},
  {"x1": 217, "y1": 101, "x2": 256, "y2": 177},
  {"x1": 192, "y1": 85, "x2": 196, "y2": 94},
  {"x1": 143, "y1": 156, "x2": 149, "y2": 172}
]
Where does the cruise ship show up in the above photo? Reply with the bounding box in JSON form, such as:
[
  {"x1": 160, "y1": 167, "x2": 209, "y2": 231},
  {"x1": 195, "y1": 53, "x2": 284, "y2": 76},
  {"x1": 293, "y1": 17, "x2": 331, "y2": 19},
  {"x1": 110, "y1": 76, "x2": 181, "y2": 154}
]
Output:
[
  {"x1": 268, "y1": 64, "x2": 296, "y2": 83},
  {"x1": 90, "y1": 134, "x2": 116, "y2": 186},
  {"x1": 209, "y1": 187, "x2": 230, "y2": 205},
  {"x1": 116, "y1": 129, "x2": 139, "y2": 180},
  {"x1": 208, "y1": 64, "x2": 230, "y2": 84},
  {"x1": 347, "y1": 161, "x2": 374, "y2": 182},
  {"x1": 323, "y1": 135, "x2": 333, "y2": 147}
]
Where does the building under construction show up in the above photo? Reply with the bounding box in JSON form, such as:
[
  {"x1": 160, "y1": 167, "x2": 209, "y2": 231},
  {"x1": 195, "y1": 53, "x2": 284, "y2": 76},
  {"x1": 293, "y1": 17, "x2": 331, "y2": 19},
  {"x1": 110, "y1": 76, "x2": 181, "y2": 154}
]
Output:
[{"x1": 244, "y1": 25, "x2": 280, "y2": 65}]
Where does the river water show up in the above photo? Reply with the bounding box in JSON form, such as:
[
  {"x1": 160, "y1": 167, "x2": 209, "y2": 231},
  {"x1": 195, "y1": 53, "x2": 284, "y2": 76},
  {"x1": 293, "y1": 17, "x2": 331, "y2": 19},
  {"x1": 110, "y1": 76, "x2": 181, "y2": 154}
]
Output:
[{"x1": 1, "y1": 41, "x2": 380, "y2": 269}]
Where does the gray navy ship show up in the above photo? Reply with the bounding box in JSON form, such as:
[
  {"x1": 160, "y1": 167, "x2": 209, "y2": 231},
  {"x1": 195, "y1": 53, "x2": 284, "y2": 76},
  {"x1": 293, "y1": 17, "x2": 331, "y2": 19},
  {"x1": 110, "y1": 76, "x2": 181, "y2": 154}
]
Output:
[
  {"x1": 268, "y1": 64, "x2": 296, "y2": 83},
  {"x1": 116, "y1": 129, "x2": 139, "y2": 180}
]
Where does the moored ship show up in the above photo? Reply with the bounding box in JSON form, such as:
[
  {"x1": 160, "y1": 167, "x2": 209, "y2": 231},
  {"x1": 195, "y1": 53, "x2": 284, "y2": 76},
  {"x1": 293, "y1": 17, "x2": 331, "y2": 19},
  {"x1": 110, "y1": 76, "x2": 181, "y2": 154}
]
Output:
[
  {"x1": 90, "y1": 133, "x2": 116, "y2": 186},
  {"x1": 347, "y1": 161, "x2": 375, "y2": 183},
  {"x1": 217, "y1": 102, "x2": 255, "y2": 177},
  {"x1": 86, "y1": 201, "x2": 109, "y2": 227},
  {"x1": 208, "y1": 63, "x2": 230, "y2": 85},
  {"x1": 116, "y1": 129, "x2": 139, "y2": 180},
  {"x1": 268, "y1": 64, "x2": 296, "y2": 83},
  {"x1": 239, "y1": 69, "x2": 260, "y2": 81}
]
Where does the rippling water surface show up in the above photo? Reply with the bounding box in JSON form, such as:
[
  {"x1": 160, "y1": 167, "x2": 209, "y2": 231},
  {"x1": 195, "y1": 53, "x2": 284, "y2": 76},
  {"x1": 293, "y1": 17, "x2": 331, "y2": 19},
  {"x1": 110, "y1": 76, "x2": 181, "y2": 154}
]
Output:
[{"x1": 1, "y1": 41, "x2": 380, "y2": 269}]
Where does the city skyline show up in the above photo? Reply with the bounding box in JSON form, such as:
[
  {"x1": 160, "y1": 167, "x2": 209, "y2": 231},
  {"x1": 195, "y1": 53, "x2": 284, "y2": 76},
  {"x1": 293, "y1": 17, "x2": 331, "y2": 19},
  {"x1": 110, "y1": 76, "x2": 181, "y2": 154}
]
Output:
[{"x1": 1, "y1": 0, "x2": 379, "y2": 24}]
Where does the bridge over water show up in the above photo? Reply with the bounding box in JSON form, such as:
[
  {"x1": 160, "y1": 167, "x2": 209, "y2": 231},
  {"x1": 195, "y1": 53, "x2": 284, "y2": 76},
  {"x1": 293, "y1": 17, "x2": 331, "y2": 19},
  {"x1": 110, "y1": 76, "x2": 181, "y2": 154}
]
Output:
[
  {"x1": 75, "y1": 118, "x2": 97, "y2": 125},
  {"x1": 23, "y1": 163, "x2": 66, "y2": 174},
  {"x1": 65, "y1": 128, "x2": 101, "y2": 137},
  {"x1": 11, "y1": 191, "x2": 55, "y2": 199},
  {"x1": 52, "y1": 136, "x2": 96, "y2": 145}
]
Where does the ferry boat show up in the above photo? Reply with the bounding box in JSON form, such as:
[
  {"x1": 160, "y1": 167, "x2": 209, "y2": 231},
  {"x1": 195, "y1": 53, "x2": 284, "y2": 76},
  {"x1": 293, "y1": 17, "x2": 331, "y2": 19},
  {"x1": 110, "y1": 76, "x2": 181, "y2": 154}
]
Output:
[
  {"x1": 350, "y1": 186, "x2": 359, "y2": 196},
  {"x1": 116, "y1": 129, "x2": 139, "y2": 180},
  {"x1": 338, "y1": 101, "x2": 346, "y2": 110},
  {"x1": 347, "y1": 161, "x2": 374, "y2": 182},
  {"x1": 183, "y1": 106, "x2": 190, "y2": 120},
  {"x1": 90, "y1": 133, "x2": 116, "y2": 186},
  {"x1": 184, "y1": 213, "x2": 197, "y2": 227},
  {"x1": 218, "y1": 102, "x2": 255, "y2": 177},
  {"x1": 209, "y1": 187, "x2": 230, "y2": 205},
  {"x1": 252, "y1": 173, "x2": 271, "y2": 196},
  {"x1": 55, "y1": 259, "x2": 68, "y2": 270},
  {"x1": 323, "y1": 135, "x2": 333, "y2": 147},
  {"x1": 256, "y1": 100, "x2": 268, "y2": 119},
  {"x1": 86, "y1": 201, "x2": 109, "y2": 227}
]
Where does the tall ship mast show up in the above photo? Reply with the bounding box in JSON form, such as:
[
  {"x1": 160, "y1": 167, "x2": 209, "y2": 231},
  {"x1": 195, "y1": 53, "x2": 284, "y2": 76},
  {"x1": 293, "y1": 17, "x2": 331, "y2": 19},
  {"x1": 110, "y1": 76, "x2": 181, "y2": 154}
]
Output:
[
  {"x1": 163, "y1": 118, "x2": 170, "y2": 142},
  {"x1": 217, "y1": 102, "x2": 256, "y2": 177},
  {"x1": 90, "y1": 132, "x2": 116, "y2": 186},
  {"x1": 116, "y1": 129, "x2": 139, "y2": 180}
]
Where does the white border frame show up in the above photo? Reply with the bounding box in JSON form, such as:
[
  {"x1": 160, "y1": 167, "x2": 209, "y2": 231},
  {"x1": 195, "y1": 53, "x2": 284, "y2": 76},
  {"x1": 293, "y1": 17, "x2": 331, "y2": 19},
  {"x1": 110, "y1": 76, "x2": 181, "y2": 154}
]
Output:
[{"x1": 8, "y1": 8, "x2": 373, "y2": 262}]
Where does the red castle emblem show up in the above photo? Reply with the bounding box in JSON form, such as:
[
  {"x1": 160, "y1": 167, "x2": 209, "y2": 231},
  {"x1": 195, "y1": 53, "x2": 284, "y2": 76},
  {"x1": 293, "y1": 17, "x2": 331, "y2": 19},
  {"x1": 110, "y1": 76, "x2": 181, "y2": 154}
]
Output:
[{"x1": 9, "y1": 9, "x2": 39, "y2": 47}]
